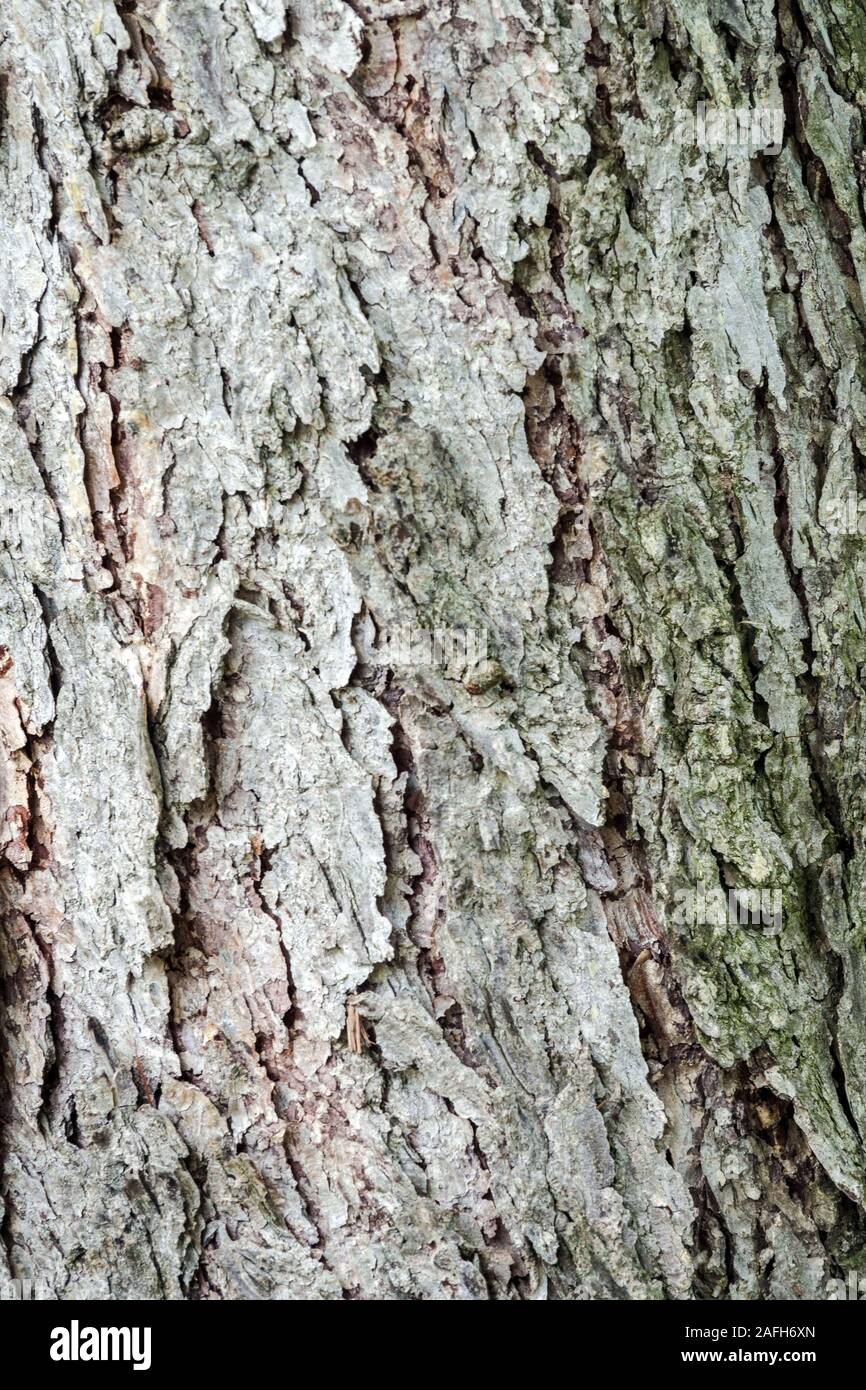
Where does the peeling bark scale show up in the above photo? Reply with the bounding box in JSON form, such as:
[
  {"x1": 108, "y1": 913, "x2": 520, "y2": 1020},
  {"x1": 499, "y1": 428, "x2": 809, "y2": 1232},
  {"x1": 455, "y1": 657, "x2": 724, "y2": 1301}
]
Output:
[{"x1": 2, "y1": 0, "x2": 866, "y2": 1302}]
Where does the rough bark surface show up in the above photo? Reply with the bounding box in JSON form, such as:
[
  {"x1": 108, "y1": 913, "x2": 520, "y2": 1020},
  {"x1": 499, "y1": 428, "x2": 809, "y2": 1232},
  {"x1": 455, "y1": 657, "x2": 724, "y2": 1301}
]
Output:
[{"x1": 2, "y1": 0, "x2": 866, "y2": 1300}]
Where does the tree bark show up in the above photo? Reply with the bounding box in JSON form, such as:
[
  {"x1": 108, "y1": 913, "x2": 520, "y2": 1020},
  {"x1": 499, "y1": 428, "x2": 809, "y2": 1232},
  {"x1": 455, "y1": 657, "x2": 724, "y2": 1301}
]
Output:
[{"x1": 2, "y1": 0, "x2": 866, "y2": 1301}]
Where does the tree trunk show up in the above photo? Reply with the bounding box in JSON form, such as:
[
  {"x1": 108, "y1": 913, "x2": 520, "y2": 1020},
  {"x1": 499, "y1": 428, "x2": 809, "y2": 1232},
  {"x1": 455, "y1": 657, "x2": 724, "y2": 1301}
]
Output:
[{"x1": 2, "y1": 0, "x2": 866, "y2": 1301}]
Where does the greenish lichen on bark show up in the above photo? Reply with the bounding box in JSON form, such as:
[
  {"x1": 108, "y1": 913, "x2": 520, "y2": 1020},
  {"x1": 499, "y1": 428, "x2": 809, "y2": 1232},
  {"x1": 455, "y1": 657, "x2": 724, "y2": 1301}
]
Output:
[{"x1": 1, "y1": 0, "x2": 866, "y2": 1301}]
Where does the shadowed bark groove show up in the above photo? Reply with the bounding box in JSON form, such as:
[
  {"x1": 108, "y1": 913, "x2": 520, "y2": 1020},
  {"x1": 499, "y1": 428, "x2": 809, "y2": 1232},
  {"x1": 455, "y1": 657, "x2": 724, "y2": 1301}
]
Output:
[{"x1": 2, "y1": 0, "x2": 866, "y2": 1300}]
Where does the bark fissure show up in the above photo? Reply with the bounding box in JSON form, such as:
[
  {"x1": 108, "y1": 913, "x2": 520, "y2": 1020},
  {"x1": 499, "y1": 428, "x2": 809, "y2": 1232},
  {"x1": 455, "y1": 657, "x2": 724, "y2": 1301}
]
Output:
[{"x1": 4, "y1": 0, "x2": 866, "y2": 1300}]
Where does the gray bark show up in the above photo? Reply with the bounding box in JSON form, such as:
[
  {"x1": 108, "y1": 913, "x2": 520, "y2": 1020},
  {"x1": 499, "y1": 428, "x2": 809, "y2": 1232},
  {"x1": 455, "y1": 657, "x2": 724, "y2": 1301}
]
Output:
[{"x1": 2, "y1": 0, "x2": 866, "y2": 1300}]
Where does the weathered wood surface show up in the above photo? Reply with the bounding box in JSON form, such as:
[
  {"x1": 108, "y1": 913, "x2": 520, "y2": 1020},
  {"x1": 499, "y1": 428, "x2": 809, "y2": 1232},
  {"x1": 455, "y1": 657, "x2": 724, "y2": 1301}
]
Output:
[{"x1": 2, "y1": 0, "x2": 866, "y2": 1299}]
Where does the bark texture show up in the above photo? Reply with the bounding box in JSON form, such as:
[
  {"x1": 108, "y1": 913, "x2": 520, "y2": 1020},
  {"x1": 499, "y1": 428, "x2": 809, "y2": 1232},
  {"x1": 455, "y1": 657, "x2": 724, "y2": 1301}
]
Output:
[{"x1": 2, "y1": 0, "x2": 866, "y2": 1300}]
